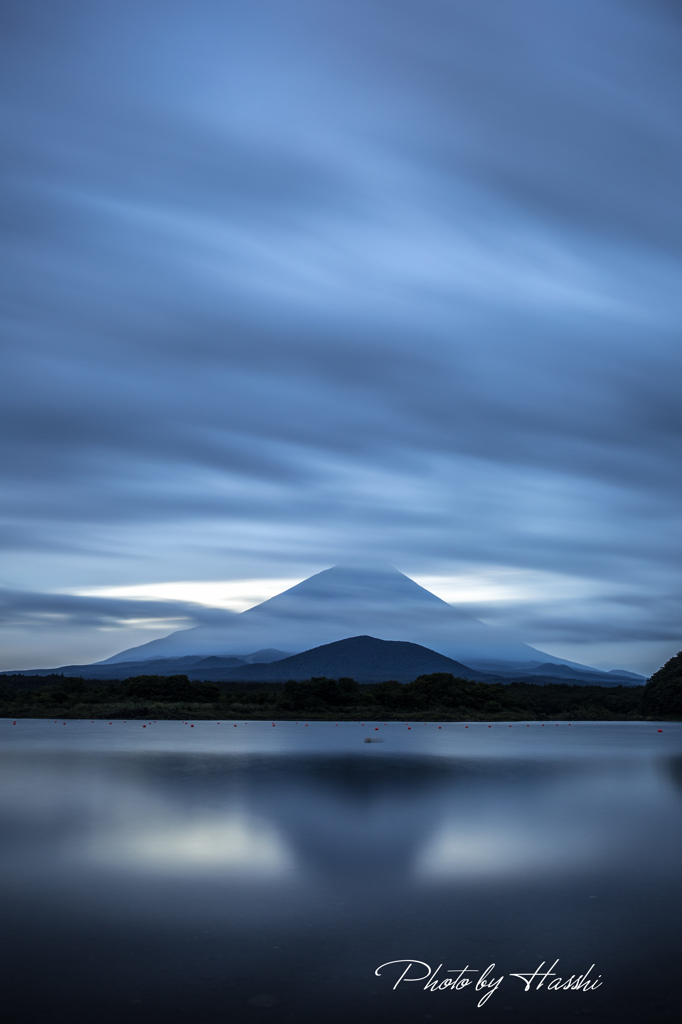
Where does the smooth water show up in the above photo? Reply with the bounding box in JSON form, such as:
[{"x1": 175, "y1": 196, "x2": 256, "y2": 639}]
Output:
[{"x1": 1, "y1": 719, "x2": 681, "y2": 1024}]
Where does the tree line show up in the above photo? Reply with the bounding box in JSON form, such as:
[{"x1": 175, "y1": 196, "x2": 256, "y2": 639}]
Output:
[{"x1": 1, "y1": 651, "x2": 680, "y2": 719}]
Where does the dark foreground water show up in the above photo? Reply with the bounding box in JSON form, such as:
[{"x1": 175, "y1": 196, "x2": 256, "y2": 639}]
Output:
[{"x1": 1, "y1": 720, "x2": 681, "y2": 1024}]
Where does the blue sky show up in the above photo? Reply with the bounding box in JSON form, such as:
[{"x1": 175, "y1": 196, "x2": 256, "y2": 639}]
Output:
[{"x1": 2, "y1": 0, "x2": 681, "y2": 673}]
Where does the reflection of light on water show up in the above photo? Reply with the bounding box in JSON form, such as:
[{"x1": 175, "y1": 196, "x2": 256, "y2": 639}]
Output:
[
  {"x1": 92, "y1": 814, "x2": 295, "y2": 877},
  {"x1": 414, "y1": 821, "x2": 596, "y2": 880}
]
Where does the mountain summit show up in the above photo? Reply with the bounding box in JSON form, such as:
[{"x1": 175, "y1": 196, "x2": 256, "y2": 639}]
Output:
[{"x1": 101, "y1": 562, "x2": 574, "y2": 670}]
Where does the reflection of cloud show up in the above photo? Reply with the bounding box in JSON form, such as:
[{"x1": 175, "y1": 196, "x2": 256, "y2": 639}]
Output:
[
  {"x1": 414, "y1": 819, "x2": 595, "y2": 881},
  {"x1": 92, "y1": 813, "x2": 295, "y2": 877},
  {"x1": 0, "y1": 757, "x2": 298, "y2": 879}
]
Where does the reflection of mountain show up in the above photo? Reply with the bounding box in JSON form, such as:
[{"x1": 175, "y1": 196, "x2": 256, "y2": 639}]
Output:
[
  {"x1": 107, "y1": 752, "x2": 667, "y2": 882},
  {"x1": 99, "y1": 563, "x2": 598, "y2": 673},
  {"x1": 664, "y1": 756, "x2": 682, "y2": 795},
  {"x1": 1, "y1": 740, "x2": 679, "y2": 1024},
  {"x1": 6, "y1": 749, "x2": 644, "y2": 884}
]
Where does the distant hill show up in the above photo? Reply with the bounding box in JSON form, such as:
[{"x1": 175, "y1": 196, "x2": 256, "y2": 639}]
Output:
[
  {"x1": 210, "y1": 639, "x2": 642, "y2": 686},
  {"x1": 506, "y1": 662, "x2": 644, "y2": 684},
  {"x1": 2, "y1": 635, "x2": 645, "y2": 686},
  {"x1": 208, "y1": 635, "x2": 478, "y2": 683},
  {"x1": 241, "y1": 649, "x2": 291, "y2": 664},
  {"x1": 0, "y1": 649, "x2": 291, "y2": 682},
  {"x1": 0, "y1": 636, "x2": 478, "y2": 684}
]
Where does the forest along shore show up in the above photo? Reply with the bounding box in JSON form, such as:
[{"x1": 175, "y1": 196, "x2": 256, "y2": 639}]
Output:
[{"x1": 1, "y1": 664, "x2": 679, "y2": 720}]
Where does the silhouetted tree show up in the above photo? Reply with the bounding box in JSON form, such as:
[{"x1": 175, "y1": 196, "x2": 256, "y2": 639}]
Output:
[{"x1": 641, "y1": 652, "x2": 682, "y2": 717}]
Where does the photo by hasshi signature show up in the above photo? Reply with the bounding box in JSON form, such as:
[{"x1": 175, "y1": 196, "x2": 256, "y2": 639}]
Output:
[{"x1": 375, "y1": 959, "x2": 603, "y2": 1008}]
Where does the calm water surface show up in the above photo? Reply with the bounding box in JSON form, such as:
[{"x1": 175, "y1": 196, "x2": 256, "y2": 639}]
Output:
[{"x1": 1, "y1": 719, "x2": 681, "y2": 1024}]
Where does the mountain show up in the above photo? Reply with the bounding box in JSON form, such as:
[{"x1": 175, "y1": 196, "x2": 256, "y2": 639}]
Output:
[
  {"x1": 210, "y1": 638, "x2": 644, "y2": 686},
  {"x1": 201, "y1": 635, "x2": 477, "y2": 683},
  {"x1": 4, "y1": 635, "x2": 642, "y2": 686},
  {"x1": 0, "y1": 650, "x2": 292, "y2": 682},
  {"x1": 98, "y1": 562, "x2": 587, "y2": 672}
]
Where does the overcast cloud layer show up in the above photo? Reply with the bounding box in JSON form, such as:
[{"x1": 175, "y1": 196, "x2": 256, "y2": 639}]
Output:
[{"x1": 1, "y1": 0, "x2": 681, "y2": 673}]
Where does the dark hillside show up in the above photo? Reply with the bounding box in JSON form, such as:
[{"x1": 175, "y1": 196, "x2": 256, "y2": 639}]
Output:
[
  {"x1": 640, "y1": 651, "x2": 682, "y2": 717},
  {"x1": 213, "y1": 635, "x2": 476, "y2": 683}
]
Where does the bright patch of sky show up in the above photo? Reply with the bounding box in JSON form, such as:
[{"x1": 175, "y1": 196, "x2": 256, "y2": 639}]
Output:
[
  {"x1": 73, "y1": 566, "x2": 606, "y2": 612},
  {"x1": 74, "y1": 579, "x2": 305, "y2": 613}
]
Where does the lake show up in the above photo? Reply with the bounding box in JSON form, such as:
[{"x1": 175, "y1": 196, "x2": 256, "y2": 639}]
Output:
[{"x1": 1, "y1": 719, "x2": 681, "y2": 1024}]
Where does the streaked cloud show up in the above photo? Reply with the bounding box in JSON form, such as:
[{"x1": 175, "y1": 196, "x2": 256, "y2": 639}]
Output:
[
  {"x1": 1, "y1": 0, "x2": 681, "y2": 673},
  {"x1": 74, "y1": 578, "x2": 305, "y2": 613}
]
